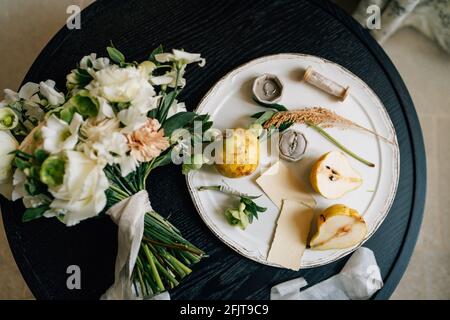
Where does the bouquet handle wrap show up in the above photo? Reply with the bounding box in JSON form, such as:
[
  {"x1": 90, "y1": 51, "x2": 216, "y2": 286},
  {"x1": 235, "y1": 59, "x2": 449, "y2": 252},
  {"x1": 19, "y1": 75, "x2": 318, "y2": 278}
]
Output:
[{"x1": 101, "y1": 190, "x2": 152, "y2": 300}]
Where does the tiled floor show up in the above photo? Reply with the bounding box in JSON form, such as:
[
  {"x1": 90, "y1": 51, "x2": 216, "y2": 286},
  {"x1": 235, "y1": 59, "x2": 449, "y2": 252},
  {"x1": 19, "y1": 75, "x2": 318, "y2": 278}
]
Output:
[{"x1": 0, "y1": 1, "x2": 449, "y2": 300}]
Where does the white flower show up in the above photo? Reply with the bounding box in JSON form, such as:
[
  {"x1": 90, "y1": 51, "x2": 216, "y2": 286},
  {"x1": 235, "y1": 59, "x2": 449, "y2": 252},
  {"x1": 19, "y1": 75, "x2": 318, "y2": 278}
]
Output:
[
  {"x1": 0, "y1": 131, "x2": 18, "y2": 182},
  {"x1": 151, "y1": 70, "x2": 186, "y2": 88},
  {"x1": 80, "y1": 53, "x2": 110, "y2": 70},
  {"x1": 18, "y1": 82, "x2": 40, "y2": 100},
  {"x1": 118, "y1": 155, "x2": 139, "y2": 177},
  {"x1": 47, "y1": 150, "x2": 109, "y2": 226},
  {"x1": 11, "y1": 168, "x2": 26, "y2": 201},
  {"x1": 39, "y1": 80, "x2": 65, "y2": 106},
  {"x1": 0, "y1": 131, "x2": 18, "y2": 200},
  {"x1": 79, "y1": 117, "x2": 129, "y2": 167},
  {"x1": 41, "y1": 113, "x2": 83, "y2": 154},
  {"x1": 3, "y1": 89, "x2": 18, "y2": 104},
  {"x1": 167, "y1": 101, "x2": 187, "y2": 118},
  {"x1": 87, "y1": 65, "x2": 156, "y2": 107},
  {"x1": 97, "y1": 97, "x2": 115, "y2": 119},
  {"x1": 117, "y1": 105, "x2": 148, "y2": 133},
  {"x1": 155, "y1": 49, "x2": 205, "y2": 67}
]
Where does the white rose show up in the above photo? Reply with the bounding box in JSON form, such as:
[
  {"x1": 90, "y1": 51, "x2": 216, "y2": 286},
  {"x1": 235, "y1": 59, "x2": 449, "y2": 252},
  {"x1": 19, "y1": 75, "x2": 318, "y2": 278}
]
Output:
[
  {"x1": 47, "y1": 150, "x2": 109, "y2": 226},
  {"x1": 0, "y1": 131, "x2": 18, "y2": 199},
  {"x1": 87, "y1": 65, "x2": 156, "y2": 108}
]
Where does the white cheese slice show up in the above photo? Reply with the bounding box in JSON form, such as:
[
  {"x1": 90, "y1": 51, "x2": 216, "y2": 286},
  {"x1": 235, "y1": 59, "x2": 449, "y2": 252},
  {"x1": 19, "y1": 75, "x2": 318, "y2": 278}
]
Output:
[
  {"x1": 256, "y1": 161, "x2": 316, "y2": 208},
  {"x1": 267, "y1": 199, "x2": 314, "y2": 270}
]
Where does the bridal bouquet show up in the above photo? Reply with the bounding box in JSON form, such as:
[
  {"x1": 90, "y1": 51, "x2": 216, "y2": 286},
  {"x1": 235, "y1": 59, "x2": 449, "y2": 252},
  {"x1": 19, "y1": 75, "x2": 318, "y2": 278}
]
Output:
[{"x1": 0, "y1": 45, "x2": 212, "y2": 299}]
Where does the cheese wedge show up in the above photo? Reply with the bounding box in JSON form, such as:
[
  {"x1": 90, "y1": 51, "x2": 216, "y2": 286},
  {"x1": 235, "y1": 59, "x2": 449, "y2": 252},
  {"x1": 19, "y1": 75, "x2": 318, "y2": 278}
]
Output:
[
  {"x1": 256, "y1": 161, "x2": 316, "y2": 208},
  {"x1": 267, "y1": 200, "x2": 314, "y2": 270}
]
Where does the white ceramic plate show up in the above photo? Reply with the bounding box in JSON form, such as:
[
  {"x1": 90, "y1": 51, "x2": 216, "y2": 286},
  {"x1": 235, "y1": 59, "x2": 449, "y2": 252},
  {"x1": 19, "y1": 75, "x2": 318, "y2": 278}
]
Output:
[{"x1": 186, "y1": 54, "x2": 399, "y2": 268}]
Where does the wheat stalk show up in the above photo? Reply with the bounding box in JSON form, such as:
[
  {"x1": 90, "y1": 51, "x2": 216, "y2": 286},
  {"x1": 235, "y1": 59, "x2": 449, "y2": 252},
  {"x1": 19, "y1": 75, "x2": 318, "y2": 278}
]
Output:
[{"x1": 263, "y1": 107, "x2": 393, "y2": 145}]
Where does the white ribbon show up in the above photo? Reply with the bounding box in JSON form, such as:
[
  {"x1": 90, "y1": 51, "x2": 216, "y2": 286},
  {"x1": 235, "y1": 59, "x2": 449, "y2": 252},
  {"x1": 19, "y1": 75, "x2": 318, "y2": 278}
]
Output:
[
  {"x1": 271, "y1": 247, "x2": 383, "y2": 300},
  {"x1": 101, "y1": 190, "x2": 152, "y2": 300}
]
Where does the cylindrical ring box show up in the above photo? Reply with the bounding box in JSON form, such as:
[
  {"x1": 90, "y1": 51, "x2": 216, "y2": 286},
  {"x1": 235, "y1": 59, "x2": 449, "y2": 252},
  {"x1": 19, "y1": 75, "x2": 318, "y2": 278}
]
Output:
[{"x1": 304, "y1": 66, "x2": 349, "y2": 101}]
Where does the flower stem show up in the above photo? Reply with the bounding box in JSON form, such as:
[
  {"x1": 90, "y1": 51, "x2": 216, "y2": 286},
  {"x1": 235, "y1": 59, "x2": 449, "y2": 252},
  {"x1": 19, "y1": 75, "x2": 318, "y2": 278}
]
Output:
[
  {"x1": 143, "y1": 243, "x2": 165, "y2": 292},
  {"x1": 307, "y1": 122, "x2": 375, "y2": 167}
]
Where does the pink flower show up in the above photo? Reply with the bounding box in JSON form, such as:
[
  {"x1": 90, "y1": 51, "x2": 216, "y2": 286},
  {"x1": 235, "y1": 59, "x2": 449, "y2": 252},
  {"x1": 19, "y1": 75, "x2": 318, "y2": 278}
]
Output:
[{"x1": 127, "y1": 118, "x2": 169, "y2": 162}]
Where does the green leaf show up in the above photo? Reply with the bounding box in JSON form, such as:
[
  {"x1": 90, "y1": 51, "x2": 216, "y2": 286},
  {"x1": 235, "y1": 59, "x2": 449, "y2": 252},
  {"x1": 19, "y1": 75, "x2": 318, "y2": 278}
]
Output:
[
  {"x1": 246, "y1": 209, "x2": 254, "y2": 223},
  {"x1": 148, "y1": 44, "x2": 164, "y2": 63},
  {"x1": 22, "y1": 204, "x2": 49, "y2": 222},
  {"x1": 25, "y1": 180, "x2": 39, "y2": 196},
  {"x1": 162, "y1": 112, "x2": 196, "y2": 136},
  {"x1": 251, "y1": 111, "x2": 266, "y2": 119},
  {"x1": 278, "y1": 121, "x2": 293, "y2": 132},
  {"x1": 74, "y1": 68, "x2": 93, "y2": 87},
  {"x1": 34, "y1": 149, "x2": 49, "y2": 165},
  {"x1": 107, "y1": 46, "x2": 125, "y2": 64},
  {"x1": 202, "y1": 121, "x2": 213, "y2": 132},
  {"x1": 60, "y1": 106, "x2": 75, "y2": 123},
  {"x1": 252, "y1": 96, "x2": 288, "y2": 111},
  {"x1": 242, "y1": 198, "x2": 267, "y2": 212},
  {"x1": 254, "y1": 110, "x2": 275, "y2": 125},
  {"x1": 157, "y1": 91, "x2": 178, "y2": 123},
  {"x1": 148, "y1": 109, "x2": 158, "y2": 119},
  {"x1": 14, "y1": 157, "x2": 30, "y2": 170},
  {"x1": 151, "y1": 150, "x2": 173, "y2": 169},
  {"x1": 71, "y1": 91, "x2": 99, "y2": 118}
]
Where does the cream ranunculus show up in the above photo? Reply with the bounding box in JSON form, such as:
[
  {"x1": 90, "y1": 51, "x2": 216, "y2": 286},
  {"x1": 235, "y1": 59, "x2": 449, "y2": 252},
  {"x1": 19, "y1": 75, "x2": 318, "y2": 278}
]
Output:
[
  {"x1": 47, "y1": 150, "x2": 109, "y2": 226},
  {"x1": 41, "y1": 113, "x2": 83, "y2": 154},
  {"x1": 0, "y1": 131, "x2": 19, "y2": 199}
]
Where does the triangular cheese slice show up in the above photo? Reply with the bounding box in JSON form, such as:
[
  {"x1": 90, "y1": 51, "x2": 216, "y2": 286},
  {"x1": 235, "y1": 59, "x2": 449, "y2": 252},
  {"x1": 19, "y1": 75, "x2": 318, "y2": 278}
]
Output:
[{"x1": 256, "y1": 161, "x2": 316, "y2": 208}]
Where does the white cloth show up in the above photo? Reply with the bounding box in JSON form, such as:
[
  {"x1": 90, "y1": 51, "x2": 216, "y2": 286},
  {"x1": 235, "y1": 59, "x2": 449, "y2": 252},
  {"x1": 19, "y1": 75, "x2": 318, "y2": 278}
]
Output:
[
  {"x1": 101, "y1": 190, "x2": 152, "y2": 300},
  {"x1": 353, "y1": 0, "x2": 450, "y2": 53},
  {"x1": 271, "y1": 247, "x2": 383, "y2": 300}
]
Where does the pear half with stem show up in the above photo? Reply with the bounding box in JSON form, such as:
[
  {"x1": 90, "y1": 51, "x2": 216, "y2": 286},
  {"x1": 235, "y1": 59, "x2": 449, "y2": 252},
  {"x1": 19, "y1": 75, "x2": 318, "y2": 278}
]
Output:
[
  {"x1": 310, "y1": 204, "x2": 367, "y2": 250},
  {"x1": 310, "y1": 151, "x2": 362, "y2": 199}
]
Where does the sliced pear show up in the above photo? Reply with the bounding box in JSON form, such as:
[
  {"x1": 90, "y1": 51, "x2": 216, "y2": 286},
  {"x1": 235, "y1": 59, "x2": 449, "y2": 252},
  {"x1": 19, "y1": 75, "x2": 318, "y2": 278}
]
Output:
[
  {"x1": 310, "y1": 204, "x2": 367, "y2": 250},
  {"x1": 310, "y1": 151, "x2": 362, "y2": 199}
]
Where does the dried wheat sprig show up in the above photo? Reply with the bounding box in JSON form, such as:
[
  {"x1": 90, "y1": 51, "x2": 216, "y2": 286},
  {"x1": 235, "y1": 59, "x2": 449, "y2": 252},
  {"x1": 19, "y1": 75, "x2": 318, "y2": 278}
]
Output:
[{"x1": 263, "y1": 108, "x2": 393, "y2": 144}]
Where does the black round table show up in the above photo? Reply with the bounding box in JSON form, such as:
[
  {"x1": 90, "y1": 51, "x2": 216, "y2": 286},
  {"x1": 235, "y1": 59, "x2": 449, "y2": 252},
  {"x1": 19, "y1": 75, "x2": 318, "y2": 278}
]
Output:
[{"x1": 1, "y1": 0, "x2": 426, "y2": 299}]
